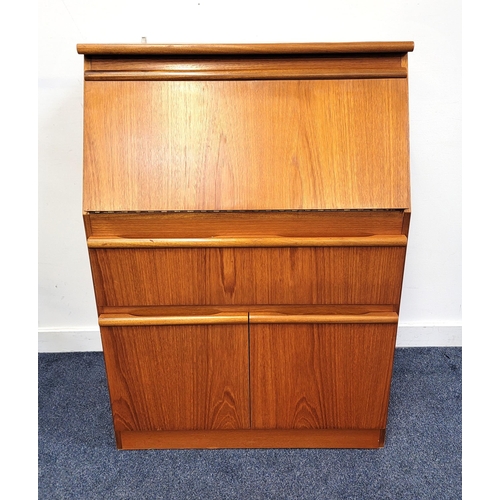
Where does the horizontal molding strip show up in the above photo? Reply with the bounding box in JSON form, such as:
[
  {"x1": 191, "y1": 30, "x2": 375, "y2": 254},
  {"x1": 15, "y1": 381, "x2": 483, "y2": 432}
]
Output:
[
  {"x1": 99, "y1": 313, "x2": 248, "y2": 326},
  {"x1": 87, "y1": 235, "x2": 407, "y2": 248},
  {"x1": 100, "y1": 305, "x2": 395, "y2": 315},
  {"x1": 249, "y1": 312, "x2": 398, "y2": 324},
  {"x1": 77, "y1": 42, "x2": 415, "y2": 55},
  {"x1": 118, "y1": 428, "x2": 384, "y2": 449},
  {"x1": 99, "y1": 312, "x2": 398, "y2": 327},
  {"x1": 84, "y1": 67, "x2": 407, "y2": 81}
]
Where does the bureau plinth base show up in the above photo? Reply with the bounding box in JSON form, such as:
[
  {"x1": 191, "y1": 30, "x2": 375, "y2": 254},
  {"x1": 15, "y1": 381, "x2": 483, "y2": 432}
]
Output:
[{"x1": 117, "y1": 429, "x2": 386, "y2": 450}]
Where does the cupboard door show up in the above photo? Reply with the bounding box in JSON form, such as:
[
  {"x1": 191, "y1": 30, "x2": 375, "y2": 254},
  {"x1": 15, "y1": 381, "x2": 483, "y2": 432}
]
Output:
[
  {"x1": 250, "y1": 323, "x2": 397, "y2": 430},
  {"x1": 100, "y1": 324, "x2": 250, "y2": 434}
]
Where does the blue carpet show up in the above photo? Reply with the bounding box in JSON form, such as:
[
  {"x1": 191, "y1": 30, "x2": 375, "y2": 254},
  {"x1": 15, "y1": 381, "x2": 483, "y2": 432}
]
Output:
[{"x1": 38, "y1": 347, "x2": 461, "y2": 499}]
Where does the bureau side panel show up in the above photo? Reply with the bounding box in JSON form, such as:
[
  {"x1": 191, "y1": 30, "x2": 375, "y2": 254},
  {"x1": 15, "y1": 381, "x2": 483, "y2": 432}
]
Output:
[
  {"x1": 100, "y1": 324, "x2": 250, "y2": 432},
  {"x1": 83, "y1": 79, "x2": 409, "y2": 211},
  {"x1": 250, "y1": 323, "x2": 397, "y2": 429},
  {"x1": 89, "y1": 247, "x2": 406, "y2": 306}
]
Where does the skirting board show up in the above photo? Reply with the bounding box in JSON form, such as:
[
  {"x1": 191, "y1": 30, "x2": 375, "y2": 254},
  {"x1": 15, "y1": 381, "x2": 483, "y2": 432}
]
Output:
[{"x1": 38, "y1": 324, "x2": 462, "y2": 353}]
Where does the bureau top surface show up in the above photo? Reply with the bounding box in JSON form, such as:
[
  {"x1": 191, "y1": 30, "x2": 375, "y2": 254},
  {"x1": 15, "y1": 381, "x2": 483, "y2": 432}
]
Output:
[{"x1": 77, "y1": 42, "x2": 414, "y2": 56}]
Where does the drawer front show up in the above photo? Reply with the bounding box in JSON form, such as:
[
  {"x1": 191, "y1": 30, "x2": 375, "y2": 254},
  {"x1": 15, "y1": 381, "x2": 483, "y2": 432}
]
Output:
[
  {"x1": 250, "y1": 322, "x2": 397, "y2": 430},
  {"x1": 89, "y1": 246, "x2": 406, "y2": 306},
  {"x1": 100, "y1": 323, "x2": 250, "y2": 433}
]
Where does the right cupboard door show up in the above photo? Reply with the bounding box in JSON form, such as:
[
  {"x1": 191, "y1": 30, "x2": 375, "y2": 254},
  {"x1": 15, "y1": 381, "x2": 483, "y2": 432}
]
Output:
[{"x1": 250, "y1": 322, "x2": 398, "y2": 430}]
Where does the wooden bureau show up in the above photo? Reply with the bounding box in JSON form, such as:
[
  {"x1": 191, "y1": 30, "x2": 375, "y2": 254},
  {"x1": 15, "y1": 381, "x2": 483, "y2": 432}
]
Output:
[{"x1": 77, "y1": 42, "x2": 414, "y2": 449}]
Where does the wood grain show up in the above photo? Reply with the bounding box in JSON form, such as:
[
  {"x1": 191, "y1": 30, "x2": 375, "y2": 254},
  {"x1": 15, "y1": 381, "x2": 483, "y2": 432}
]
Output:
[
  {"x1": 100, "y1": 324, "x2": 250, "y2": 432},
  {"x1": 117, "y1": 428, "x2": 385, "y2": 449},
  {"x1": 98, "y1": 309, "x2": 398, "y2": 326},
  {"x1": 88, "y1": 55, "x2": 403, "y2": 72},
  {"x1": 250, "y1": 323, "x2": 397, "y2": 429},
  {"x1": 89, "y1": 247, "x2": 407, "y2": 306},
  {"x1": 77, "y1": 42, "x2": 414, "y2": 56},
  {"x1": 99, "y1": 304, "x2": 397, "y2": 317},
  {"x1": 84, "y1": 55, "x2": 406, "y2": 81},
  {"x1": 83, "y1": 79, "x2": 410, "y2": 211},
  {"x1": 84, "y1": 211, "x2": 406, "y2": 239},
  {"x1": 99, "y1": 312, "x2": 248, "y2": 326},
  {"x1": 402, "y1": 209, "x2": 411, "y2": 237},
  {"x1": 249, "y1": 312, "x2": 398, "y2": 324},
  {"x1": 87, "y1": 235, "x2": 407, "y2": 248}
]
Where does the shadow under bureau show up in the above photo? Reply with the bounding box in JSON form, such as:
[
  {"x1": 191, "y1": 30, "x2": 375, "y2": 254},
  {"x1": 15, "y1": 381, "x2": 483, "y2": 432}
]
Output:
[{"x1": 77, "y1": 42, "x2": 414, "y2": 449}]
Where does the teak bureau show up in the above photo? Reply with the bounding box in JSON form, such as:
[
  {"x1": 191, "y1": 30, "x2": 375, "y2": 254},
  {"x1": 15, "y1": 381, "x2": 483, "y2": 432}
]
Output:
[{"x1": 77, "y1": 42, "x2": 414, "y2": 449}]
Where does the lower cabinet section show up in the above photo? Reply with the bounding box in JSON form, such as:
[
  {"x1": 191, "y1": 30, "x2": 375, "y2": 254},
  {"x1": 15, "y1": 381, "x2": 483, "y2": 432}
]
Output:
[{"x1": 99, "y1": 310, "x2": 398, "y2": 449}]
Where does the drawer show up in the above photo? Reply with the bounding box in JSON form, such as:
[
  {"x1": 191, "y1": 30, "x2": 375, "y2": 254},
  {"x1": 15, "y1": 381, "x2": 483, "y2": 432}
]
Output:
[{"x1": 89, "y1": 246, "x2": 406, "y2": 306}]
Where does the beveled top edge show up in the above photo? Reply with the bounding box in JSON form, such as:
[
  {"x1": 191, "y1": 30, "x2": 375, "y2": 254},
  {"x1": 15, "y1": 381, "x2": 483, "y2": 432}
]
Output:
[{"x1": 77, "y1": 42, "x2": 414, "y2": 56}]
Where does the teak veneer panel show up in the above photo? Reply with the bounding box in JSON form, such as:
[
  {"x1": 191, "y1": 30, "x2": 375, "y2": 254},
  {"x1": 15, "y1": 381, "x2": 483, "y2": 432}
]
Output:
[
  {"x1": 89, "y1": 247, "x2": 406, "y2": 306},
  {"x1": 84, "y1": 55, "x2": 407, "y2": 81},
  {"x1": 98, "y1": 304, "x2": 397, "y2": 317},
  {"x1": 117, "y1": 429, "x2": 385, "y2": 450},
  {"x1": 101, "y1": 324, "x2": 250, "y2": 433},
  {"x1": 251, "y1": 323, "x2": 397, "y2": 430},
  {"x1": 83, "y1": 79, "x2": 410, "y2": 211},
  {"x1": 84, "y1": 211, "x2": 406, "y2": 239}
]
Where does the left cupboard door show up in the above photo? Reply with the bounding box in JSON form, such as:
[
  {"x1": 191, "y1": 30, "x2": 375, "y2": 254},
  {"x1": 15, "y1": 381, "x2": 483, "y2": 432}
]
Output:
[{"x1": 100, "y1": 323, "x2": 251, "y2": 444}]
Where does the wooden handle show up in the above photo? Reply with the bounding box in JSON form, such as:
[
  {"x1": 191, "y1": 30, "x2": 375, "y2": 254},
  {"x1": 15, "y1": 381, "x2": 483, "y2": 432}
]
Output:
[
  {"x1": 99, "y1": 312, "x2": 248, "y2": 326},
  {"x1": 88, "y1": 235, "x2": 407, "y2": 248},
  {"x1": 99, "y1": 311, "x2": 398, "y2": 326},
  {"x1": 249, "y1": 312, "x2": 398, "y2": 324},
  {"x1": 84, "y1": 68, "x2": 407, "y2": 82}
]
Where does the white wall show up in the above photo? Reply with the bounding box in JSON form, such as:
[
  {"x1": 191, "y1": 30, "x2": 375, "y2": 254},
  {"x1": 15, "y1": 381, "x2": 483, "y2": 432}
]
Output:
[{"x1": 38, "y1": 0, "x2": 462, "y2": 351}]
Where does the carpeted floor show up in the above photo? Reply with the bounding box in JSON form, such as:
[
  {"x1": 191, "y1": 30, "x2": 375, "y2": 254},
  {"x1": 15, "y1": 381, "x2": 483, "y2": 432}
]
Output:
[{"x1": 38, "y1": 347, "x2": 461, "y2": 499}]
